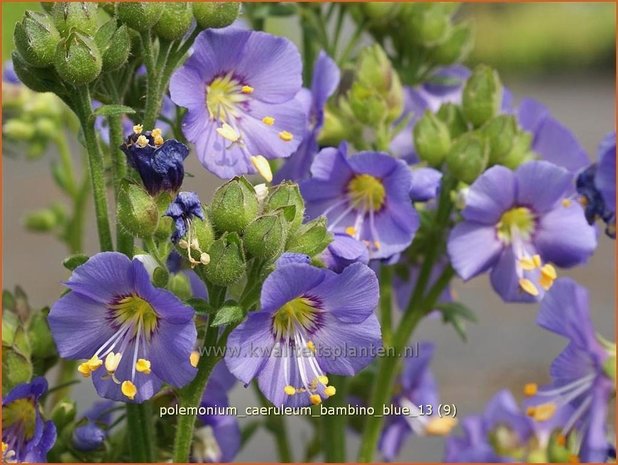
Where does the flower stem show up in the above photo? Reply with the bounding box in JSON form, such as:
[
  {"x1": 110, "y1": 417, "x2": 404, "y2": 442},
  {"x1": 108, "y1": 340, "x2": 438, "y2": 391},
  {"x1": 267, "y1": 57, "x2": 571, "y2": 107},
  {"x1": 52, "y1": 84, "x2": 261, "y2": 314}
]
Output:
[
  {"x1": 323, "y1": 375, "x2": 348, "y2": 462},
  {"x1": 126, "y1": 402, "x2": 156, "y2": 462},
  {"x1": 172, "y1": 286, "x2": 227, "y2": 463},
  {"x1": 75, "y1": 86, "x2": 114, "y2": 252},
  {"x1": 253, "y1": 383, "x2": 293, "y2": 462},
  {"x1": 380, "y1": 265, "x2": 393, "y2": 346}
]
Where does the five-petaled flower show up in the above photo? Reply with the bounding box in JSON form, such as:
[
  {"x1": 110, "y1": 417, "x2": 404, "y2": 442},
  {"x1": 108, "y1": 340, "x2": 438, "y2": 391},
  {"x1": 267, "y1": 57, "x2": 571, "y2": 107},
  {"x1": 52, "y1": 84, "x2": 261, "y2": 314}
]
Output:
[
  {"x1": 170, "y1": 27, "x2": 306, "y2": 180},
  {"x1": 2, "y1": 377, "x2": 56, "y2": 463},
  {"x1": 225, "y1": 259, "x2": 380, "y2": 407},
  {"x1": 448, "y1": 160, "x2": 597, "y2": 302},
  {"x1": 301, "y1": 143, "x2": 418, "y2": 260},
  {"x1": 48, "y1": 252, "x2": 197, "y2": 403}
]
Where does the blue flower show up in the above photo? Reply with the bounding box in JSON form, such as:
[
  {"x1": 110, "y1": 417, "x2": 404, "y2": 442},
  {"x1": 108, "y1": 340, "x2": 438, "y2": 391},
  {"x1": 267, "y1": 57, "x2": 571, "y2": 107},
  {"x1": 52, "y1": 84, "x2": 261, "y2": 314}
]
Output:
[
  {"x1": 164, "y1": 192, "x2": 205, "y2": 243},
  {"x1": 170, "y1": 27, "x2": 306, "y2": 179},
  {"x1": 48, "y1": 252, "x2": 198, "y2": 402},
  {"x1": 2, "y1": 377, "x2": 56, "y2": 463},
  {"x1": 275, "y1": 51, "x2": 340, "y2": 183},
  {"x1": 321, "y1": 233, "x2": 369, "y2": 273},
  {"x1": 524, "y1": 278, "x2": 615, "y2": 462},
  {"x1": 121, "y1": 127, "x2": 189, "y2": 196},
  {"x1": 72, "y1": 401, "x2": 116, "y2": 452},
  {"x1": 409, "y1": 167, "x2": 442, "y2": 202},
  {"x1": 301, "y1": 143, "x2": 418, "y2": 260},
  {"x1": 225, "y1": 261, "x2": 380, "y2": 407},
  {"x1": 447, "y1": 161, "x2": 597, "y2": 302}
]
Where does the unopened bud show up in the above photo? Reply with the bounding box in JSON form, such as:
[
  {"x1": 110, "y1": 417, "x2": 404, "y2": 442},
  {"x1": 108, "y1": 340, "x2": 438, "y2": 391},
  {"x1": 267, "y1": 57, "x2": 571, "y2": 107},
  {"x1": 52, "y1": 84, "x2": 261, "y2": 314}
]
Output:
[
  {"x1": 54, "y1": 32, "x2": 102, "y2": 85},
  {"x1": 117, "y1": 2, "x2": 164, "y2": 32},
  {"x1": 14, "y1": 11, "x2": 61, "y2": 68},
  {"x1": 501, "y1": 131, "x2": 534, "y2": 170},
  {"x1": 286, "y1": 217, "x2": 332, "y2": 257},
  {"x1": 24, "y1": 208, "x2": 58, "y2": 232},
  {"x1": 193, "y1": 2, "x2": 240, "y2": 29},
  {"x1": 153, "y1": 3, "x2": 193, "y2": 42},
  {"x1": 3, "y1": 119, "x2": 35, "y2": 141},
  {"x1": 414, "y1": 110, "x2": 451, "y2": 166},
  {"x1": 11, "y1": 51, "x2": 56, "y2": 93},
  {"x1": 446, "y1": 132, "x2": 489, "y2": 185},
  {"x1": 462, "y1": 65, "x2": 503, "y2": 128},
  {"x1": 211, "y1": 177, "x2": 259, "y2": 233},
  {"x1": 51, "y1": 2, "x2": 99, "y2": 36},
  {"x1": 407, "y1": 4, "x2": 451, "y2": 47},
  {"x1": 436, "y1": 103, "x2": 468, "y2": 139},
  {"x1": 95, "y1": 20, "x2": 131, "y2": 71},
  {"x1": 265, "y1": 182, "x2": 305, "y2": 230},
  {"x1": 482, "y1": 115, "x2": 518, "y2": 165},
  {"x1": 203, "y1": 233, "x2": 247, "y2": 286},
  {"x1": 430, "y1": 22, "x2": 474, "y2": 65},
  {"x1": 244, "y1": 212, "x2": 289, "y2": 261},
  {"x1": 117, "y1": 181, "x2": 159, "y2": 238},
  {"x1": 50, "y1": 399, "x2": 76, "y2": 431}
]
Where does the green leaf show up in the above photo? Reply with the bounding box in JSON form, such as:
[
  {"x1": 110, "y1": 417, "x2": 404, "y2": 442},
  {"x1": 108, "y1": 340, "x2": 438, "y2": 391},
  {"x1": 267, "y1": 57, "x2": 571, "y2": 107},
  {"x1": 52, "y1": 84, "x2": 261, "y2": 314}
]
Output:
[
  {"x1": 63, "y1": 254, "x2": 89, "y2": 271},
  {"x1": 186, "y1": 298, "x2": 215, "y2": 315},
  {"x1": 152, "y1": 267, "x2": 170, "y2": 288},
  {"x1": 211, "y1": 301, "x2": 244, "y2": 327},
  {"x1": 90, "y1": 104, "x2": 136, "y2": 120},
  {"x1": 3, "y1": 290, "x2": 16, "y2": 312},
  {"x1": 435, "y1": 301, "x2": 477, "y2": 342},
  {"x1": 2, "y1": 346, "x2": 33, "y2": 392}
]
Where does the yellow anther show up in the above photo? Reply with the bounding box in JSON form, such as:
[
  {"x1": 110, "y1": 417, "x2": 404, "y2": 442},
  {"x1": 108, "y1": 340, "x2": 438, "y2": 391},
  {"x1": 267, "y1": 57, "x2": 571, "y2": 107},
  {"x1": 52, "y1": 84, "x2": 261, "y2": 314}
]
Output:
[
  {"x1": 324, "y1": 386, "x2": 336, "y2": 397},
  {"x1": 262, "y1": 116, "x2": 275, "y2": 126},
  {"x1": 527, "y1": 402, "x2": 556, "y2": 421},
  {"x1": 251, "y1": 155, "x2": 273, "y2": 183},
  {"x1": 2, "y1": 443, "x2": 7, "y2": 453},
  {"x1": 318, "y1": 375, "x2": 329, "y2": 385},
  {"x1": 151, "y1": 128, "x2": 162, "y2": 138},
  {"x1": 179, "y1": 239, "x2": 189, "y2": 249},
  {"x1": 136, "y1": 135, "x2": 149, "y2": 148},
  {"x1": 278, "y1": 131, "x2": 293, "y2": 142},
  {"x1": 105, "y1": 352, "x2": 122, "y2": 373},
  {"x1": 306, "y1": 341, "x2": 316, "y2": 352},
  {"x1": 133, "y1": 124, "x2": 143, "y2": 134},
  {"x1": 519, "y1": 278, "x2": 539, "y2": 297},
  {"x1": 241, "y1": 85, "x2": 254, "y2": 94},
  {"x1": 540, "y1": 264, "x2": 557, "y2": 280},
  {"x1": 532, "y1": 254, "x2": 542, "y2": 267},
  {"x1": 190, "y1": 351, "x2": 200, "y2": 368},
  {"x1": 519, "y1": 258, "x2": 535, "y2": 271},
  {"x1": 284, "y1": 385, "x2": 296, "y2": 396},
  {"x1": 425, "y1": 417, "x2": 458, "y2": 436},
  {"x1": 374, "y1": 241, "x2": 381, "y2": 250},
  {"x1": 216, "y1": 122, "x2": 241, "y2": 143},
  {"x1": 200, "y1": 253, "x2": 211, "y2": 266},
  {"x1": 136, "y1": 358, "x2": 151, "y2": 374},
  {"x1": 568, "y1": 454, "x2": 580, "y2": 463},
  {"x1": 309, "y1": 394, "x2": 322, "y2": 405},
  {"x1": 345, "y1": 226, "x2": 357, "y2": 237},
  {"x1": 121, "y1": 380, "x2": 137, "y2": 400},
  {"x1": 153, "y1": 134, "x2": 164, "y2": 146},
  {"x1": 523, "y1": 383, "x2": 538, "y2": 397},
  {"x1": 562, "y1": 198, "x2": 572, "y2": 208},
  {"x1": 78, "y1": 362, "x2": 93, "y2": 377}
]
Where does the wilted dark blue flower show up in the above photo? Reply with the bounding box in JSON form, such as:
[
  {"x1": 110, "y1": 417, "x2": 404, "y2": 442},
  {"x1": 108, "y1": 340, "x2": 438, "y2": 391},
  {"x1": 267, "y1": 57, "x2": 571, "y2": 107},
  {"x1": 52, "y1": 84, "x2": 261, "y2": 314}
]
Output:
[
  {"x1": 121, "y1": 127, "x2": 189, "y2": 196},
  {"x1": 2, "y1": 377, "x2": 56, "y2": 463},
  {"x1": 48, "y1": 252, "x2": 197, "y2": 403},
  {"x1": 72, "y1": 401, "x2": 115, "y2": 452},
  {"x1": 301, "y1": 143, "x2": 418, "y2": 260},
  {"x1": 164, "y1": 192, "x2": 205, "y2": 243},
  {"x1": 448, "y1": 161, "x2": 597, "y2": 302},
  {"x1": 380, "y1": 342, "x2": 456, "y2": 461},
  {"x1": 524, "y1": 278, "x2": 615, "y2": 462},
  {"x1": 225, "y1": 261, "x2": 380, "y2": 407},
  {"x1": 275, "y1": 51, "x2": 340, "y2": 183}
]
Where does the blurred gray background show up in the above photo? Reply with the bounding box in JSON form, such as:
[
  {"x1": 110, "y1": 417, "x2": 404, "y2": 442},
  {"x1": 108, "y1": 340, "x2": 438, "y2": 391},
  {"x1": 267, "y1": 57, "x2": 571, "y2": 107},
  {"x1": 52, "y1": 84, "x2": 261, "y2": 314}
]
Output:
[{"x1": 2, "y1": 2, "x2": 615, "y2": 462}]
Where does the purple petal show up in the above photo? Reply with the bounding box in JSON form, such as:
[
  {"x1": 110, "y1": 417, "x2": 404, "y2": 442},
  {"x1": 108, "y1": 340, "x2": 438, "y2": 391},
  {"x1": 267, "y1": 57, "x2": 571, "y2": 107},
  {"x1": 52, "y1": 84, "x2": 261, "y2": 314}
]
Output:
[
  {"x1": 310, "y1": 51, "x2": 340, "y2": 123},
  {"x1": 595, "y1": 131, "x2": 616, "y2": 212},
  {"x1": 409, "y1": 167, "x2": 442, "y2": 202},
  {"x1": 463, "y1": 165, "x2": 516, "y2": 224},
  {"x1": 531, "y1": 117, "x2": 590, "y2": 172},
  {"x1": 148, "y1": 318, "x2": 197, "y2": 388},
  {"x1": 260, "y1": 264, "x2": 326, "y2": 314},
  {"x1": 515, "y1": 161, "x2": 573, "y2": 213},
  {"x1": 489, "y1": 247, "x2": 539, "y2": 303},
  {"x1": 379, "y1": 419, "x2": 411, "y2": 462},
  {"x1": 447, "y1": 222, "x2": 503, "y2": 280}
]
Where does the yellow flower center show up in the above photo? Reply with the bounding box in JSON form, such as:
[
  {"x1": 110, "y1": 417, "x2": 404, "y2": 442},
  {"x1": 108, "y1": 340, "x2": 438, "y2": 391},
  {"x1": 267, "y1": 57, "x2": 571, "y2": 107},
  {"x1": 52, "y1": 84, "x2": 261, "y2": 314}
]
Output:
[
  {"x1": 272, "y1": 297, "x2": 319, "y2": 340},
  {"x1": 205, "y1": 72, "x2": 248, "y2": 122},
  {"x1": 496, "y1": 207, "x2": 535, "y2": 243},
  {"x1": 347, "y1": 174, "x2": 386, "y2": 212},
  {"x1": 2, "y1": 399, "x2": 36, "y2": 440},
  {"x1": 111, "y1": 295, "x2": 158, "y2": 339}
]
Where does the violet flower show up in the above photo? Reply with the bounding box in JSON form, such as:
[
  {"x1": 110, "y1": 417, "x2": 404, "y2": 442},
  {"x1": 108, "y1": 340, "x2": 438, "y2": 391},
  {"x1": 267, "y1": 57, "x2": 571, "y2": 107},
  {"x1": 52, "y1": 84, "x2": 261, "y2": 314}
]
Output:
[{"x1": 48, "y1": 252, "x2": 197, "y2": 402}]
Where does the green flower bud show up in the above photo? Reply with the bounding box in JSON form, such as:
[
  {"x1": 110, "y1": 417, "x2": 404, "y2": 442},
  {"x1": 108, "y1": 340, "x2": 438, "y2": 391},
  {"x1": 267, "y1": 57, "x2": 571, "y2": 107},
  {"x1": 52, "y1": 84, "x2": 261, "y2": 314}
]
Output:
[
  {"x1": 117, "y1": 181, "x2": 159, "y2": 238},
  {"x1": 501, "y1": 131, "x2": 535, "y2": 170},
  {"x1": 2, "y1": 346, "x2": 33, "y2": 393},
  {"x1": 348, "y1": 83, "x2": 388, "y2": 127},
  {"x1": 462, "y1": 65, "x2": 503, "y2": 128},
  {"x1": 117, "y1": 2, "x2": 164, "y2": 32},
  {"x1": 482, "y1": 115, "x2": 518, "y2": 165},
  {"x1": 265, "y1": 182, "x2": 305, "y2": 230},
  {"x1": 14, "y1": 11, "x2": 61, "y2": 68},
  {"x1": 40, "y1": 2, "x2": 54, "y2": 14},
  {"x1": 3, "y1": 119, "x2": 36, "y2": 141},
  {"x1": 153, "y1": 3, "x2": 193, "y2": 42},
  {"x1": 2, "y1": 312, "x2": 20, "y2": 347},
  {"x1": 193, "y1": 2, "x2": 240, "y2": 29},
  {"x1": 100, "y1": 3, "x2": 117, "y2": 17},
  {"x1": 244, "y1": 211, "x2": 289, "y2": 261},
  {"x1": 431, "y1": 22, "x2": 474, "y2": 66},
  {"x1": 407, "y1": 4, "x2": 451, "y2": 47},
  {"x1": 203, "y1": 233, "x2": 246, "y2": 287},
  {"x1": 547, "y1": 431, "x2": 572, "y2": 463},
  {"x1": 50, "y1": 399, "x2": 77, "y2": 432},
  {"x1": 414, "y1": 110, "x2": 451, "y2": 166},
  {"x1": 54, "y1": 32, "x2": 102, "y2": 86},
  {"x1": 318, "y1": 105, "x2": 356, "y2": 147},
  {"x1": 51, "y1": 2, "x2": 99, "y2": 36},
  {"x1": 11, "y1": 52, "x2": 57, "y2": 93},
  {"x1": 355, "y1": 44, "x2": 403, "y2": 123},
  {"x1": 27, "y1": 311, "x2": 56, "y2": 359},
  {"x1": 95, "y1": 20, "x2": 131, "y2": 71},
  {"x1": 286, "y1": 217, "x2": 332, "y2": 257},
  {"x1": 23, "y1": 208, "x2": 58, "y2": 232},
  {"x1": 168, "y1": 273, "x2": 192, "y2": 300},
  {"x1": 603, "y1": 354, "x2": 616, "y2": 382},
  {"x1": 436, "y1": 103, "x2": 468, "y2": 139},
  {"x1": 211, "y1": 177, "x2": 259, "y2": 234},
  {"x1": 446, "y1": 132, "x2": 489, "y2": 185},
  {"x1": 359, "y1": 2, "x2": 401, "y2": 26}
]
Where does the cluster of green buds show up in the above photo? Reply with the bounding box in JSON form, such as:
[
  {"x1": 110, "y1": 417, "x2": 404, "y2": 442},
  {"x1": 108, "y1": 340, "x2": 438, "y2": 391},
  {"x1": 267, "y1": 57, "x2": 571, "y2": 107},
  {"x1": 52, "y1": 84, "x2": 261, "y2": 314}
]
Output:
[
  {"x1": 350, "y1": 3, "x2": 473, "y2": 84},
  {"x1": 414, "y1": 65, "x2": 535, "y2": 186},
  {"x1": 184, "y1": 178, "x2": 331, "y2": 288},
  {"x1": 322, "y1": 44, "x2": 404, "y2": 151},
  {"x1": 2, "y1": 287, "x2": 57, "y2": 393}
]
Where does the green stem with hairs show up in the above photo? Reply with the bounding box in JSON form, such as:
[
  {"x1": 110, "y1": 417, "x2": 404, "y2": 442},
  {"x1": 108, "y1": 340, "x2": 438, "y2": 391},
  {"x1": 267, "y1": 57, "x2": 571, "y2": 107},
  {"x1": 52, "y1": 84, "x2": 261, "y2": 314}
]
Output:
[{"x1": 126, "y1": 402, "x2": 156, "y2": 462}]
